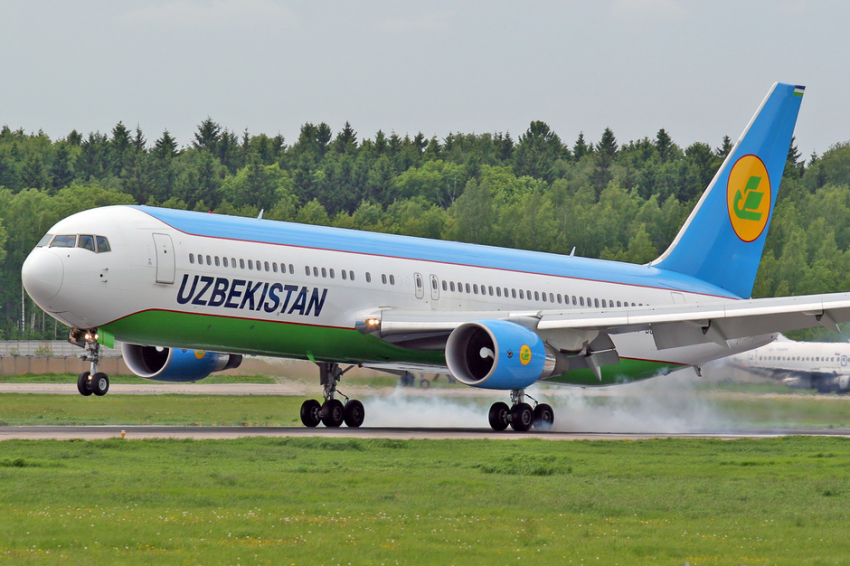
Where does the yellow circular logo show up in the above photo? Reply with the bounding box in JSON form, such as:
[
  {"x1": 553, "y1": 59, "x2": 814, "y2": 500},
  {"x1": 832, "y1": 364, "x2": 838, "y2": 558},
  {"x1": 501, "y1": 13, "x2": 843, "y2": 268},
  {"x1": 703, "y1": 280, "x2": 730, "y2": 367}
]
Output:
[
  {"x1": 194, "y1": 350, "x2": 206, "y2": 359},
  {"x1": 519, "y1": 345, "x2": 532, "y2": 366},
  {"x1": 727, "y1": 155, "x2": 771, "y2": 242}
]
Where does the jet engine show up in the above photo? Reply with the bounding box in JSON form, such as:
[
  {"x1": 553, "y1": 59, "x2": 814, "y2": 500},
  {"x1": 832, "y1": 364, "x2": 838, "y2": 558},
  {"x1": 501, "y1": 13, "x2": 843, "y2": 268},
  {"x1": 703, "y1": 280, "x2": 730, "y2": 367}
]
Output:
[
  {"x1": 122, "y1": 344, "x2": 243, "y2": 382},
  {"x1": 445, "y1": 320, "x2": 556, "y2": 390}
]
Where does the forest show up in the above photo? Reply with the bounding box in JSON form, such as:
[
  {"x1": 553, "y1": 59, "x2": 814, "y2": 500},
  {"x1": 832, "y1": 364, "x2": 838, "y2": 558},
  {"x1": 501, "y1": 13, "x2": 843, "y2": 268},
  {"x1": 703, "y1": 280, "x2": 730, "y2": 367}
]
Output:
[{"x1": 1, "y1": 117, "x2": 849, "y2": 340}]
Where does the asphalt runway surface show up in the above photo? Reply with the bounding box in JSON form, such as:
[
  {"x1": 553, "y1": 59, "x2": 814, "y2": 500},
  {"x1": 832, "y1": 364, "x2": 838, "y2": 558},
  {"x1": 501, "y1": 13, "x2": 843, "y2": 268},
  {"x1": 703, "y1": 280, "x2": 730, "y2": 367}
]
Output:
[{"x1": 2, "y1": 425, "x2": 849, "y2": 441}]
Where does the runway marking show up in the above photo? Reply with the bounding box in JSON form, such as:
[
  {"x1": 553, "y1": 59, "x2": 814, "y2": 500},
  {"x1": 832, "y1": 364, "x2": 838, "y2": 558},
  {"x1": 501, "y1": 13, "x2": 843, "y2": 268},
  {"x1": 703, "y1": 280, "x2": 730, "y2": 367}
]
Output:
[{"x1": 1, "y1": 426, "x2": 848, "y2": 441}]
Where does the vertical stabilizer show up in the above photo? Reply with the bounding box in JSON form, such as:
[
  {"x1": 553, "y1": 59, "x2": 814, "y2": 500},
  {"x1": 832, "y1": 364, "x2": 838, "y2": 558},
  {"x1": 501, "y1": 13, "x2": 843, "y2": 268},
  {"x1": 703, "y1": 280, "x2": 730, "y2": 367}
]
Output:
[{"x1": 651, "y1": 82, "x2": 804, "y2": 299}]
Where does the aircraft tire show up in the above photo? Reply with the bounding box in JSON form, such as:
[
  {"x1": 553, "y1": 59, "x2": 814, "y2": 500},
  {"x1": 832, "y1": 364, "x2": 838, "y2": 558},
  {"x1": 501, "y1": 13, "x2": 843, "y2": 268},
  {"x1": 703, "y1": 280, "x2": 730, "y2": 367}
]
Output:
[
  {"x1": 343, "y1": 400, "x2": 365, "y2": 428},
  {"x1": 300, "y1": 399, "x2": 322, "y2": 428},
  {"x1": 488, "y1": 402, "x2": 510, "y2": 431},
  {"x1": 77, "y1": 372, "x2": 93, "y2": 396},
  {"x1": 91, "y1": 373, "x2": 110, "y2": 396},
  {"x1": 533, "y1": 403, "x2": 554, "y2": 431},
  {"x1": 510, "y1": 403, "x2": 533, "y2": 432},
  {"x1": 321, "y1": 399, "x2": 345, "y2": 428}
]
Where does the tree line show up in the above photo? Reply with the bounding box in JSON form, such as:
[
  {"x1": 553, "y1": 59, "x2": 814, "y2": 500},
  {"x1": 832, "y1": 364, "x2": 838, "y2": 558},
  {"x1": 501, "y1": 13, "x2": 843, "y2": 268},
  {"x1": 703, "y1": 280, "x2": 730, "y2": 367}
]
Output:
[{"x1": 1, "y1": 117, "x2": 849, "y2": 341}]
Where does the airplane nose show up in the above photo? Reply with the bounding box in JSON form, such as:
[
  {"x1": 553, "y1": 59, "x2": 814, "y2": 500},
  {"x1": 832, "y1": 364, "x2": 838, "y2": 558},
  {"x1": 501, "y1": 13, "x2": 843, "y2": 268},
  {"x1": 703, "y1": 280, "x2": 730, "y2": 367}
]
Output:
[{"x1": 22, "y1": 249, "x2": 64, "y2": 303}]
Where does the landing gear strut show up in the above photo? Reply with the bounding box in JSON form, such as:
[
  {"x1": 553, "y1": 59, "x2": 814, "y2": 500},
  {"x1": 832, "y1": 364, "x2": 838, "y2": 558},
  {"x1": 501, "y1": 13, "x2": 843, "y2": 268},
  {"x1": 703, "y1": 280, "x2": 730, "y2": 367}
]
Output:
[
  {"x1": 77, "y1": 330, "x2": 109, "y2": 397},
  {"x1": 488, "y1": 389, "x2": 554, "y2": 432},
  {"x1": 300, "y1": 362, "x2": 365, "y2": 428}
]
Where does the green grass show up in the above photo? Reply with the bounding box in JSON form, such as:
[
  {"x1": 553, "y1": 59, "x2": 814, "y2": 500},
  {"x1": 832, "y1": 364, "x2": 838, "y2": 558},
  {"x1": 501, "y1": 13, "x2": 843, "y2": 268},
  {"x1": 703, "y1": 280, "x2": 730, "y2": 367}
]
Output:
[
  {"x1": 1, "y1": 436, "x2": 849, "y2": 564},
  {"x1": 0, "y1": 373, "x2": 277, "y2": 384},
  {"x1": 0, "y1": 394, "x2": 306, "y2": 426}
]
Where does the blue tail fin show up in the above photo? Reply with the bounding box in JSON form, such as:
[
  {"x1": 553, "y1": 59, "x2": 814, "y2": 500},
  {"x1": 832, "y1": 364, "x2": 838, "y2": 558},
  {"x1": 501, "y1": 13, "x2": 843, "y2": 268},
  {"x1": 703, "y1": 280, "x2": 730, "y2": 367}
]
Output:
[{"x1": 651, "y1": 82, "x2": 804, "y2": 299}]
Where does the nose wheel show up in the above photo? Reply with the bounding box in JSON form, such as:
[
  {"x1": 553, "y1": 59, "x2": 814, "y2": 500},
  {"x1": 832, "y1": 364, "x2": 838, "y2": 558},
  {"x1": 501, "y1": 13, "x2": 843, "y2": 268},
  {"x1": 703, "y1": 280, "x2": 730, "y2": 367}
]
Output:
[
  {"x1": 300, "y1": 363, "x2": 365, "y2": 428},
  {"x1": 488, "y1": 390, "x2": 554, "y2": 432},
  {"x1": 76, "y1": 331, "x2": 110, "y2": 397}
]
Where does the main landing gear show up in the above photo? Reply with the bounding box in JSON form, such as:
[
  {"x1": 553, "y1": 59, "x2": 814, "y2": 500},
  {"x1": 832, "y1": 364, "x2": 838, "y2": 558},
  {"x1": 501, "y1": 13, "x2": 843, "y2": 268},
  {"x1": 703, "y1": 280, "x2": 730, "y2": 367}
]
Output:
[
  {"x1": 300, "y1": 362, "x2": 365, "y2": 428},
  {"x1": 488, "y1": 389, "x2": 554, "y2": 432},
  {"x1": 76, "y1": 331, "x2": 110, "y2": 397}
]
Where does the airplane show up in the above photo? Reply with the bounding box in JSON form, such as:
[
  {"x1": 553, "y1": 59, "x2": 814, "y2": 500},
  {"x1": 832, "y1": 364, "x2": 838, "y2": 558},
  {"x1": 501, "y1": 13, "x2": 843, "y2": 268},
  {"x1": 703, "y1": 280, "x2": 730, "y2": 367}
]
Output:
[
  {"x1": 722, "y1": 335, "x2": 850, "y2": 393},
  {"x1": 22, "y1": 82, "x2": 850, "y2": 432}
]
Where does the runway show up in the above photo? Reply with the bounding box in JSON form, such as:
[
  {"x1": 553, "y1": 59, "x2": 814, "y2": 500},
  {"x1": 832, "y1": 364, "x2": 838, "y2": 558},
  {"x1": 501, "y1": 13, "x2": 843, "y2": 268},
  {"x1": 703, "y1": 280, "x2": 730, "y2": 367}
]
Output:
[{"x1": 2, "y1": 425, "x2": 849, "y2": 441}]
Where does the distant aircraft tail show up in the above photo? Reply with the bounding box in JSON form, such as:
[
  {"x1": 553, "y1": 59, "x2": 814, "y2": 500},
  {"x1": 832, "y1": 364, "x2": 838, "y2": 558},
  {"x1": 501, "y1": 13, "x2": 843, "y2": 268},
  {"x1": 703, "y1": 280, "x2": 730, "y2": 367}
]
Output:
[{"x1": 651, "y1": 82, "x2": 804, "y2": 299}]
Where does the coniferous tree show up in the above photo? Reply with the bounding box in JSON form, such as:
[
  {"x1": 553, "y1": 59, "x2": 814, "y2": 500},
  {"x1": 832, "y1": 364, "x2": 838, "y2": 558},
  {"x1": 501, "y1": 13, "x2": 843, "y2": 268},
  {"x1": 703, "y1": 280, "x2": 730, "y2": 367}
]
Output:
[
  {"x1": 573, "y1": 132, "x2": 591, "y2": 160},
  {"x1": 50, "y1": 143, "x2": 74, "y2": 191},
  {"x1": 110, "y1": 122, "x2": 132, "y2": 177},
  {"x1": 193, "y1": 117, "x2": 222, "y2": 154},
  {"x1": 716, "y1": 135, "x2": 733, "y2": 159}
]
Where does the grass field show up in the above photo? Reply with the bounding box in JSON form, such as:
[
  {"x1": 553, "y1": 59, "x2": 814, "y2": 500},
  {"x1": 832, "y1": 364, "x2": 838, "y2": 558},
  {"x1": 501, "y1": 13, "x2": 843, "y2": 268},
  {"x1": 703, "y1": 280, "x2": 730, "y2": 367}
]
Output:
[{"x1": 1, "y1": 436, "x2": 849, "y2": 565}]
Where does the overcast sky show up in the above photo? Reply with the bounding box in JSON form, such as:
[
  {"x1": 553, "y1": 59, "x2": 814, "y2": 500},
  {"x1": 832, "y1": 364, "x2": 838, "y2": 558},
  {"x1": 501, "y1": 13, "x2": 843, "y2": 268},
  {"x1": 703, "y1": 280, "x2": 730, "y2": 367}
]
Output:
[{"x1": 2, "y1": 0, "x2": 847, "y2": 157}]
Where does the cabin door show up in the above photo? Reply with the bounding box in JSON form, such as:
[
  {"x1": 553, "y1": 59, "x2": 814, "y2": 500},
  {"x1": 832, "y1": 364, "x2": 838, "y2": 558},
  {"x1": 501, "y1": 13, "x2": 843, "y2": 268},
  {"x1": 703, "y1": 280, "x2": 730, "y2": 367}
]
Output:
[{"x1": 152, "y1": 233, "x2": 175, "y2": 284}]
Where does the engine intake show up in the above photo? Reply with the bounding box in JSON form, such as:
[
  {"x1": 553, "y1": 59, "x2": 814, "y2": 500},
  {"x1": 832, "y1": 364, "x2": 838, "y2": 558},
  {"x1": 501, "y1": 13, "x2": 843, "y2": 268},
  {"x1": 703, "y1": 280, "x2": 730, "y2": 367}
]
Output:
[
  {"x1": 122, "y1": 344, "x2": 243, "y2": 382},
  {"x1": 446, "y1": 320, "x2": 555, "y2": 390}
]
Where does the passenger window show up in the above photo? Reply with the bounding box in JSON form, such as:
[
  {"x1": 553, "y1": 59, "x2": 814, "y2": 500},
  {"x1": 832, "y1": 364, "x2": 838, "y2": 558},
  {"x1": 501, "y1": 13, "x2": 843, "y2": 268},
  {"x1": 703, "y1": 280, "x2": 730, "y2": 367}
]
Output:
[
  {"x1": 557, "y1": 294, "x2": 562, "y2": 304},
  {"x1": 240, "y1": 259, "x2": 245, "y2": 269},
  {"x1": 232, "y1": 258, "x2": 237, "y2": 268},
  {"x1": 572, "y1": 296, "x2": 577, "y2": 306},
  {"x1": 527, "y1": 290, "x2": 532, "y2": 300},
  {"x1": 77, "y1": 235, "x2": 95, "y2": 251},
  {"x1": 496, "y1": 287, "x2": 501, "y2": 297},
  {"x1": 450, "y1": 281, "x2": 455, "y2": 292},
  {"x1": 580, "y1": 297, "x2": 585, "y2": 306},
  {"x1": 289, "y1": 264, "x2": 294, "y2": 274},
  {"x1": 272, "y1": 262, "x2": 277, "y2": 273},
  {"x1": 442, "y1": 280, "x2": 447, "y2": 291},
  {"x1": 542, "y1": 292, "x2": 546, "y2": 302},
  {"x1": 512, "y1": 289, "x2": 517, "y2": 299},
  {"x1": 617, "y1": 301, "x2": 621, "y2": 307},
  {"x1": 313, "y1": 267, "x2": 319, "y2": 277},
  {"x1": 50, "y1": 235, "x2": 76, "y2": 248},
  {"x1": 215, "y1": 256, "x2": 220, "y2": 267},
  {"x1": 390, "y1": 275, "x2": 396, "y2": 285},
  {"x1": 382, "y1": 274, "x2": 387, "y2": 284},
  {"x1": 342, "y1": 270, "x2": 347, "y2": 280},
  {"x1": 322, "y1": 267, "x2": 327, "y2": 278},
  {"x1": 366, "y1": 272, "x2": 372, "y2": 283},
  {"x1": 602, "y1": 299, "x2": 607, "y2": 308},
  {"x1": 349, "y1": 270, "x2": 354, "y2": 280},
  {"x1": 549, "y1": 293, "x2": 554, "y2": 303},
  {"x1": 249, "y1": 259, "x2": 255, "y2": 270},
  {"x1": 207, "y1": 255, "x2": 212, "y2": 266},
  {"x1": 473, "y1": 284, "x2": 479, "y2": 294},
  {"x1": 264, "y1": 261, "x2": 269, "y2": 271},
  {"x1": 431, "y1": 278, "x2": 436, "y2": 289},
  {"x1": 329, "y1": 268, "x2": 334, "y2": 279},
  {"x1": 519, "y1": 289, "x2": 524, "y2": 299},
  {"x1": 224, "y1": 258, "x2": 229, "y2": 268},
  {"x1": 594, "y1": 298, "x2": 599, "y2": 308},
  {"x1": 534, "y1": 291, "x2": 539, "y2": 301},
  {"x1": 465, "y1": 283, "x2": 471, "y2": 293},
  {"x1": 189, "y1": 253, "x2": 195, "y2": 264},
  {"x1": 488, "y1": 286, "x2": 493, "y2": 296}
]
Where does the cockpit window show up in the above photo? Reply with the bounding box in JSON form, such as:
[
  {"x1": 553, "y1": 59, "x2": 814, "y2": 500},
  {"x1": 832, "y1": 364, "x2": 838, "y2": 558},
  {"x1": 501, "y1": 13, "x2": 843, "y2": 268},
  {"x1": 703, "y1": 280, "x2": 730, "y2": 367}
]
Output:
[
  {"x1": 36, "y1": 234, "x2": 54, "y2": 247},
  {"x1": 78, "y1": 235, "x2": 95, "y2": 252},
  {"x1": 49, "y1": 235, "x2": 77, "y2": 248},
  {"x1": 96, "y1": 236, "x2": 111, "y2": 253}
]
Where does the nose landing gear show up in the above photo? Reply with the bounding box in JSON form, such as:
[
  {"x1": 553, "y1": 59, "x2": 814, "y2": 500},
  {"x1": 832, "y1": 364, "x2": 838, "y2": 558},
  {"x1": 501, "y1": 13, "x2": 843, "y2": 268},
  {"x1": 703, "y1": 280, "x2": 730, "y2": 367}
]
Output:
[
  {"x1": 488, "y1": 389, "x2": 554, "y2": 432},
  {"x1": 300, "y1": 362, "x2": 365, "y2": 428},
  {"x1": 76, "y1": 330, "x2": 109, "y2": 397}
]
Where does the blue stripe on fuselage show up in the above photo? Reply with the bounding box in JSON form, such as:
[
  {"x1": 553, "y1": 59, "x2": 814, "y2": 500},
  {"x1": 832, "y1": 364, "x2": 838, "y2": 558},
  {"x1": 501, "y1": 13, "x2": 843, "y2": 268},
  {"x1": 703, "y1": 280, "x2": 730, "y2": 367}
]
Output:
[{"x1": 131, "y1": 205, "x2": 738, "y2": 299}]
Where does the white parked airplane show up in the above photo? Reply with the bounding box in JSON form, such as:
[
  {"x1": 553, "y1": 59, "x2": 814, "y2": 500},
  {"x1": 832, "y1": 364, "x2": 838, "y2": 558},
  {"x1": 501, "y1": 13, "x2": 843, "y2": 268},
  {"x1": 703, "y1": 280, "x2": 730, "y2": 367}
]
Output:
[
  {"x1": 21, "y1": 82, "x2": 850, "y2": 431},
  {"x1": 724, "y1": 336, "x2": 850, "y2": 393}
]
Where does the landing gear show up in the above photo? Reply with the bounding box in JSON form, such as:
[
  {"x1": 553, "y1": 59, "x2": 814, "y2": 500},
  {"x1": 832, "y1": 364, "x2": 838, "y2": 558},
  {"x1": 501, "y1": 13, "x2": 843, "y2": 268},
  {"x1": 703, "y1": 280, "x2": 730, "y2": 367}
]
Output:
[
  {"x1": 299, "y1": 362, "x2": 365, "y2": 428},
  {"x1": 487, "y1": 390, "x2": 555, "y2": 432},
  {"x1": 76, "y1": 330, "x2": 109, "y2": 397}
]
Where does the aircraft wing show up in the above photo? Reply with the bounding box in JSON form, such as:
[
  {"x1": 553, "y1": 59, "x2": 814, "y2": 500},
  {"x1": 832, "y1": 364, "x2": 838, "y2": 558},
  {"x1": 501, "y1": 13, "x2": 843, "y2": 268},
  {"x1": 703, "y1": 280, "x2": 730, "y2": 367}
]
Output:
[{"x1": 360, "y1": 292, "x2": 850, "y2": 352}]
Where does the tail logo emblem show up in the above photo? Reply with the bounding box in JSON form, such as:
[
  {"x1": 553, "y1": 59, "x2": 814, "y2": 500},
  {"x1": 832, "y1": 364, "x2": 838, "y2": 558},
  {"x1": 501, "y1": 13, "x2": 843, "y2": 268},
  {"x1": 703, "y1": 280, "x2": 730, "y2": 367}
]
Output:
[{"x1": 727, "y1": 155, "x2": 771, "y2": 242}]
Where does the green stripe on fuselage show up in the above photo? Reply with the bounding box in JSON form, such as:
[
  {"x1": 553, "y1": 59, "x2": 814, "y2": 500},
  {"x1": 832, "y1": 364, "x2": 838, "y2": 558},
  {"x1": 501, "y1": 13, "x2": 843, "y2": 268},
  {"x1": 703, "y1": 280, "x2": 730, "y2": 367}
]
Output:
[{"x1": 104, "y1": 310, "x2": 678, "y2": 386}]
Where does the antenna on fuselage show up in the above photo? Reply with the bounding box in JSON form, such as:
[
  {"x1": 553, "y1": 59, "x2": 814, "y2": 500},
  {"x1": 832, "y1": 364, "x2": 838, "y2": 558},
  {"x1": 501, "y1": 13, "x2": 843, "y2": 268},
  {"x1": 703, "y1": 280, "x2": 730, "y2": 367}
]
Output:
[
  {"x1": 569, "y1": 247, "x2": 576, "y2": 256},
  {"x1": 257, "y1": 209, "x2": 264, "y2": 220}
]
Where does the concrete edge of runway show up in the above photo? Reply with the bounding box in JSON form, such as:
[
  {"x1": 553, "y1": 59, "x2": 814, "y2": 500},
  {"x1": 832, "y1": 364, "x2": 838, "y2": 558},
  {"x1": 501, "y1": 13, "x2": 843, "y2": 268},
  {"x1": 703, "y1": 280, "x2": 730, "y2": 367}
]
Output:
[{"x1": 2, "y1": 425, "x2": 850, "y2": 441}]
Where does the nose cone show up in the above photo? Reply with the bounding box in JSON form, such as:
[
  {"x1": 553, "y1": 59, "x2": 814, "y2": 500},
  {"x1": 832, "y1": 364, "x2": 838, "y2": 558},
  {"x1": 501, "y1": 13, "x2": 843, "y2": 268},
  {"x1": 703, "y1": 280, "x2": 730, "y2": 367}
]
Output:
[{"x1": 22, "y1": 249, "x2": 64, "y2": 304}]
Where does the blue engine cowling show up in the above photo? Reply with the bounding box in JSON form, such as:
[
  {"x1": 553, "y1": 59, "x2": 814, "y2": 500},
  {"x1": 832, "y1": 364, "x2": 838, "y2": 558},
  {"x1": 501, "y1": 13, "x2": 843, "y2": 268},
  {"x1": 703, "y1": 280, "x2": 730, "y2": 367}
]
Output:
[
  {"x1": 445, "y1": 320, "x2": 556, "y2": 390},
  {"x1": 122, "y1": 344, "x2": 243, "y2": 382}
]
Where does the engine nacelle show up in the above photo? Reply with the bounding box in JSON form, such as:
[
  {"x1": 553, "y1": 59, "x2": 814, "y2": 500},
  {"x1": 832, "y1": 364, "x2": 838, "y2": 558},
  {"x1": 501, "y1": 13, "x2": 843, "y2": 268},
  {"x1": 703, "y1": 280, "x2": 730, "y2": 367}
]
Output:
[
  {"x1": 122, "y1": 344, "x2": 243, "y2": 382},
  {"x1": 446, "y1": 320, "x2": 555, "y2": 390}
]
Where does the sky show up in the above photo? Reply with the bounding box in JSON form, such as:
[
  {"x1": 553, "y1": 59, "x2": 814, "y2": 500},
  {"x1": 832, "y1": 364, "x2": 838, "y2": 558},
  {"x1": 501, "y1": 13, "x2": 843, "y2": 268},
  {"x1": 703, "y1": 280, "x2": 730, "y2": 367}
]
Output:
[{"x1": 1, "y1": 0, "x2": 848, "y2": 157}]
